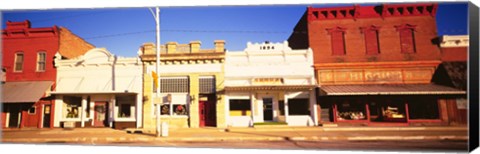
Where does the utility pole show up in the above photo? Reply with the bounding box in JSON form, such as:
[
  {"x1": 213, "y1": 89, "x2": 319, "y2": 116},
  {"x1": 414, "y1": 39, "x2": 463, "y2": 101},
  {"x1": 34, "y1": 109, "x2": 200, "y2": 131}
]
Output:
[{"x1": 149, "y1": 6, "x2": 161, "y2": 137}]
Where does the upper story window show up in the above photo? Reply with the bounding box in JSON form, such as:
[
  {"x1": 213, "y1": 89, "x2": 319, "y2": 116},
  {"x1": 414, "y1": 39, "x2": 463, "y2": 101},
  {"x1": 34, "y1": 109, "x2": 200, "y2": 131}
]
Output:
[
  {"x1": 37, "y1": 52, "x2": 46, "y2": 72},
  {"x1": 361, "y1": 26, "x2": 381, "y2": 55},
  {"x1": 14, "y1": 52, "x2": 24, "y2": 72},
  {"x1": 395, "y1": 24, "x2": 417, "y2": 54},
  {"x1": 327, "y1": 27, "x2": 347, "y2": 56}
]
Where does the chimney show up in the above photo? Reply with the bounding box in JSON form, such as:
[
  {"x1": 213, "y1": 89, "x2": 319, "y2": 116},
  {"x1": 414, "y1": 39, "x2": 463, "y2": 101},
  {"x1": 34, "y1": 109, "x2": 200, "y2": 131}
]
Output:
[
  {"x1": 141, "y1": 43, "x2": 156, "y2": 55},
  {"x1": 214, "y1": 40, "x2": 225, "y2": 52},
  {"x1": 190, "y1": 41, "x2": 201, "y2": 53},
  {"x1": 166, "y1": 42, "x2": 177, "y2": 53}
]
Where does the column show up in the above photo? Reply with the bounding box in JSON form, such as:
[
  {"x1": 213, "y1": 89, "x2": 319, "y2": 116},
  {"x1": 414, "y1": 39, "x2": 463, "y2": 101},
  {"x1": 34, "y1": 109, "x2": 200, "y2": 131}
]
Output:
[
  {"x1": 89, "y1": 99, "x2": 94, "y2": 126},
  {"x1": 53, "y1": 95, "x2": 63, "y2": 127},
  {"x1": 136, "y1": 94, "x2": 142, "y2": 128},
  {"x1": 284, "y1": 92, "x2": 289, "y2": 125},
  {"x1": 250, "y1": 92, "x2": 256, "y2": 125},
  {"x1": 81, "y1": 95, "x2": 87, "y2": 127},
  {"x1": 310, "y1": 90, "x2": 318, "y2": 126},
  {"x1": 109, "y1": 95, "x2": 116, "y2": 128}
]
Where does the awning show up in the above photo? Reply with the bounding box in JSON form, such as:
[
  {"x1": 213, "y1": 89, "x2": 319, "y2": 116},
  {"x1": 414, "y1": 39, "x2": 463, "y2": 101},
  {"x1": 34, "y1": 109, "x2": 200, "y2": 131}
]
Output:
[
  {"x1": 225, "y1": 85, "x2": 316, "y2": 91},
  {"x1": 319, "y1": 84, "x2": 466, "y2": 96},
  {"x1": 1, "y1": 81, "x2": 53, "y2": 103},
  {"x1": 54, "y1": 76, "x2": 139, "y2": 94}
]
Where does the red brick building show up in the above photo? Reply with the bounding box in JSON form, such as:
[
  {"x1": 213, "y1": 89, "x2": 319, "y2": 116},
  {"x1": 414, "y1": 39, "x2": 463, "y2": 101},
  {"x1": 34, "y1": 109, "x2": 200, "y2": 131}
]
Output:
[
  {"x1": 1, "y1": 20, "x2": 94, "y2": 128},
  {"x1": 288, "y1": 3, "x2": 466, "y2": 126}
]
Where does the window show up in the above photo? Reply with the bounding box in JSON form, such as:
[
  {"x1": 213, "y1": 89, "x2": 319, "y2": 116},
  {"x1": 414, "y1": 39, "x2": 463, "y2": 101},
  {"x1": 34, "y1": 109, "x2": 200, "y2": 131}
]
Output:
[
  {"x1": 157, "y1": 94, "x2": 188, "y2": 116},
  {"x1": 327, "y1": 27, "x2": 347, "y2": 55},
  {"x1": 154, "y1": 77, "x2": 189, "y2": 93},
  {"x1": 37, "y1": 52, "x2": 46, "y2": 71},
  {"x1": 336, "y1": 101, "x2": 366, "y2": 121},
  {"x1": 14, "y1": 52, "x2": 24, "y2": 72},
  {"x1": 408, "y1": 99, "x2": 439, "y2": 119},
  {"x1": 63, "y1": 96, "x2": 82, "y2": 118},
  {"x1": 361, "y1": 26, "x2": 380, "y2": 55},
  {"x1": 395, "y1": 24, "x2": 416, "y2": 53},
  {"x1": 119, "y1": 104, "x2": 131, "y2": 118},
  {"x1": 288, "y1": 99, "x2": 310, "y2": 115},
  {"x1": 116, "y1": 95, "x2": 135, "y2": 118},
  {"x1": 199, "y1": 76, "x2": 216, "y2": 94},
  {"x1": 28, "y1": 106, "x2": 36, "y2": 115},
  {"x1": 229, "y1": 99, "x2": 251, "y2": 116}
]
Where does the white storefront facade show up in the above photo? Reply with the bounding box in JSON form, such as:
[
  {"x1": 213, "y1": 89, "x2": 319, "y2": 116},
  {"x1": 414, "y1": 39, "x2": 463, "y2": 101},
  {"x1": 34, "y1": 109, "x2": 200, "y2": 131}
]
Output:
[
  {"x1": 51, "y1": 48, "x2": 142, "y2": 129},
  {"x1": 224, "y1": 41, "x2": 318, "y2": 127}
]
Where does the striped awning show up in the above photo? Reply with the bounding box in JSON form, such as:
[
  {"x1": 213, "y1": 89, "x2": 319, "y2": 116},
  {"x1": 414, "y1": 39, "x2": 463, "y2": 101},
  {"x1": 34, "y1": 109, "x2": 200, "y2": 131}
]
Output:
[
  {"x1": 225, "y1": 85, "x2": 316, "y2": 91},
  {"x1": 1, "y1": 81, "x2": 53, "y2": 103},
  {"x1": 319, "y1": 84, "x2": 466, "y2": 96}
]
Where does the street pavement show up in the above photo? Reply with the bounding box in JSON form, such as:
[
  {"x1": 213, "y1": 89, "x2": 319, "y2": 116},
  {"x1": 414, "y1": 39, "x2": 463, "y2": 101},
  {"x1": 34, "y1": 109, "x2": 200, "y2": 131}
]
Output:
[{"x1": 1, "y1": 126, "x2": 468, "y2": 144}]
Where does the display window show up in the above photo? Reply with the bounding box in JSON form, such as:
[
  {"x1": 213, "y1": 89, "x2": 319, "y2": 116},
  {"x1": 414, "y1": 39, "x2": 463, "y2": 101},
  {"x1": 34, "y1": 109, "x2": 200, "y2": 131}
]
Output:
[{"x1": 335, "y1": 101, "x2": 367, "y2": 121}]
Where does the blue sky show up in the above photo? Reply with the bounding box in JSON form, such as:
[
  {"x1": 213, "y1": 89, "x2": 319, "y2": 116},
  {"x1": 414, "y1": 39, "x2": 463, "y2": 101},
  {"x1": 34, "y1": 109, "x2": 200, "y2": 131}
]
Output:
[{"x1": 1, "y1": 2, "x2": 468, "y2": 57}]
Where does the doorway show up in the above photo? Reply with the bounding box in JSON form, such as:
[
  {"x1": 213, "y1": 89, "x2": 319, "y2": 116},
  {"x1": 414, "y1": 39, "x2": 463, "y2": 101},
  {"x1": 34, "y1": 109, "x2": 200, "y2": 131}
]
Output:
[
  {"x1": 93, "y1": 102, "x2": 108, "y2": 127},
  {"x1": 263, "y1": 98, "x2": 273, "y2": 121},
  {"x1": 198, "y1": 95, "x2": 216, "y2": 127},
  {"x1": 43, "y1": 104, "x2": 51, "y2": 128},
  {"x1": 7, "y1": 106, "x2": 21, "y2": 128}
]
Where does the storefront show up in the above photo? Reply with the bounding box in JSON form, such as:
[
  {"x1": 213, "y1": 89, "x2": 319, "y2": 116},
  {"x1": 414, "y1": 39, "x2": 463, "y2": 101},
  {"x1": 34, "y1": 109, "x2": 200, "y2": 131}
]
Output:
[
  {"x1": 224, "y1": 41, "x2": 318, "y2": 127},
  {"x1": 317, "y1": 84, "x2": 466, "y2": 126},
  {"x1": 52, "y1": 48, "x2": 142, "y2": 129}
]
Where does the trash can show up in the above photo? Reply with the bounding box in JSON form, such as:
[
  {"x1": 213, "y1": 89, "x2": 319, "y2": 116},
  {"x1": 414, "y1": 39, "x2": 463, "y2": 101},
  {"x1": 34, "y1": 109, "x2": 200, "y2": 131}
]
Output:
[{"x1": 161, "y1": 122, "x2": 169, "y2": 137}]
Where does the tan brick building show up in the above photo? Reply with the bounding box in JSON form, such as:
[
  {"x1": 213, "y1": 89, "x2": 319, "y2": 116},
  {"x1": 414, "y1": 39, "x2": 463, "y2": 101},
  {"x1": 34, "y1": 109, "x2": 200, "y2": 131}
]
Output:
[{"x1": 139, "y1": 40, "x2": 227, "y2": 131}]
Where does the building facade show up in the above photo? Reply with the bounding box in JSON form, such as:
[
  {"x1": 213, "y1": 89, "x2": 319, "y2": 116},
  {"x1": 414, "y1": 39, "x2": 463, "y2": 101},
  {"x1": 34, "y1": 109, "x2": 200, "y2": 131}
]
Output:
[
  {"x1": 224, "y1": 41, "x2": 317, "y2": 127},
  {"x1": 1, "y1": 20, "x2": 94, "y2": 128},
  {"x1": 51, "y1": 48, "x2": 142, "y2": 129},
  {"x1": 431, "y1": 35, "x2": 469, "y2": 125},
  {"x1": 288, "y1": 3, "x2": 466, "y2": 126},
  {"x1": 139, "y1": 41, "x2": 227, "y2": 130}
]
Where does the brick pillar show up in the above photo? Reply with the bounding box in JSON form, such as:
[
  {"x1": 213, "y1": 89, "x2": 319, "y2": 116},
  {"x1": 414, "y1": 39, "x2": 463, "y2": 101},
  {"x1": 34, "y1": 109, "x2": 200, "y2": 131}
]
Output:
[
  {"x1": 215, "y1": 73, "x2": 226, "y2": 128},
  {"x1": 438, "y1": 99, "x2": 449, "y2": 124},
  {"x1": 190, "y1": 41, "x2": 201, "y2": 53},
  {"x1": 166, "y1": 42, "x2": 177, "y2": 53},
  {"x1": 189, "y1": 74, "x2": 200, "y2": 128},
  {"x1": 143, "y1": 73, "x2": 155, "y2": 130}
]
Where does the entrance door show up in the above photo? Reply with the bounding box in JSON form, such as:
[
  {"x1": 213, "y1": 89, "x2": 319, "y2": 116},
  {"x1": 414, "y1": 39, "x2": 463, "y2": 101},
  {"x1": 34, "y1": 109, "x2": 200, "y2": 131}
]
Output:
[
  {"x1": 94, "y1": 102, "x2": 108, "y2": 127},
  {"x1": 43, "y1": 105, "x2": 51, "y2": 128},
  {"x1": 8, "y1": 106, "x2": 21, "y2": 128},
  {"x1": 199, "y1": 101, "x2": 206, "y2": 127},
  {"x1": 263, "y1": 98, "x2": 273, "y2": 121}
]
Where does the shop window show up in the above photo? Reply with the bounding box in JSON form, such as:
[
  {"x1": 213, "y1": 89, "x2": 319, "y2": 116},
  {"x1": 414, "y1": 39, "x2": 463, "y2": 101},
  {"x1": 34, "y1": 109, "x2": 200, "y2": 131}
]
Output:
[
  {"x1": 63, "y1": 96, "x2": 82, "y2": 118},
  {"x1": 408, "y1": 100, "x2": 439, "y2": 119},
  {"x1": 158, "y1": 94, "x2": 188, "y2": 116},
  {"x1": 336, "y1": 102, "x2": 366, "y2": 120},
  {"x1": 229, "y1": 99, "x2": 251, "y2": 116},
  {"x1": 14, "y1": 52, "x2": 24, "y2": 72},
  {"x1": 28, "y1": 106, "x2": 36, "y2": 115},
  {"x1": 119, "y1": 104, "x2": 131, "y2": 118},
  {"x1": 288, "y1": 99, "x2": 310, "y2": 115},
  {"x1": 36, "y1": 52, "x2": 46, "y2": 72},
  {"x1": 116, "y1": 95, "x2": 135, "y2": 118}
]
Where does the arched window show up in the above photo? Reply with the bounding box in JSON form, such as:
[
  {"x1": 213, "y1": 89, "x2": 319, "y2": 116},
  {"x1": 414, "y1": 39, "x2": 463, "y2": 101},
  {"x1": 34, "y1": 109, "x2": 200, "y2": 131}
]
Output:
[
  {"x1": 361, "y1": 26, "x2": 381, "y2": 55},
  {"x1": 327, "y1": 27, "x2": 347, "y2": 55},
  {"x1": 395, "y1": 24, "x2": 417, "y2": 54}
]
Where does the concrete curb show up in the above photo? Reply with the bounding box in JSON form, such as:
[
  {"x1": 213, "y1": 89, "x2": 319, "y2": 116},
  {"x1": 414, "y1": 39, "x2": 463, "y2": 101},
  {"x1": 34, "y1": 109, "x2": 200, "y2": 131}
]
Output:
[{"x1": 2, "y1": 135, "x2": 468, "y2": 143}]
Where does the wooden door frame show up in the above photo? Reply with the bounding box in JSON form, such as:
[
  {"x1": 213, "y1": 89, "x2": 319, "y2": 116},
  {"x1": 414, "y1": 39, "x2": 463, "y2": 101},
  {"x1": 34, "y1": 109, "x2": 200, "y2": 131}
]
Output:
[{"x1": 93, "y1": 102, "x2": 108, "y2": 127}]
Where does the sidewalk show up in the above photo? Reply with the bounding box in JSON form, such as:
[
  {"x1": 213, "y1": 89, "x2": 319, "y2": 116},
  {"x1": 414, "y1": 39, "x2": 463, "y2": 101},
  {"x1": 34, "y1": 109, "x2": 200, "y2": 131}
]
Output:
[{"x1": 1, "y1": 126, "x2": 469, "y2": 143}]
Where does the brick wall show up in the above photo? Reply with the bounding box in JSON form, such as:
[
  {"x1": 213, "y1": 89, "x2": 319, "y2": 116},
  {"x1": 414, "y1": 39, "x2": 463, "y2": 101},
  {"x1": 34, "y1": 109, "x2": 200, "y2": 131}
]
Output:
[
  {"x1": 440, "y1": 47, "x2": 468, "y2": 61},
  {"x1": 58, "y1": 27, "x2": 95, "y2": 59}
]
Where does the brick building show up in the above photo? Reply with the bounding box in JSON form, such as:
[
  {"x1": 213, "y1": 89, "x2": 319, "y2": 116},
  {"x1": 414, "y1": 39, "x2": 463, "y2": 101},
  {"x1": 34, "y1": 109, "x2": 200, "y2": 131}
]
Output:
[
  {"x1": 288, "y1": 3, "x2": 466, "y2": 126},
  {"x1": 1, "y1": 20, "x2": 94, "y2": 128},
  {"x1": 139, "y1": 40, "x2": 226, "y2": 130}
]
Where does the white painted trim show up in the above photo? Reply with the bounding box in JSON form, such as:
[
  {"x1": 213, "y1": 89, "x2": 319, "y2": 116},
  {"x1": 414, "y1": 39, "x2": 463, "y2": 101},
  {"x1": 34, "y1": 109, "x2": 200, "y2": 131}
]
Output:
[{"x1": 5, "y1": 112, "x2": 10, "y2": 128}]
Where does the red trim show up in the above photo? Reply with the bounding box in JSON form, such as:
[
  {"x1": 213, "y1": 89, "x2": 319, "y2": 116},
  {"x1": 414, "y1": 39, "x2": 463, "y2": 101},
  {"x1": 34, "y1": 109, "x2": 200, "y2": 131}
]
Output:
[
  {"x1": 365, "y1": 103, "x2": 371, "y2": 124},
  {"x1": 333, "y1": 104, "x2": 337, "y2": 123},
  {"x1": 405, "y1": 103, "x2": 410, "y2": 123}
]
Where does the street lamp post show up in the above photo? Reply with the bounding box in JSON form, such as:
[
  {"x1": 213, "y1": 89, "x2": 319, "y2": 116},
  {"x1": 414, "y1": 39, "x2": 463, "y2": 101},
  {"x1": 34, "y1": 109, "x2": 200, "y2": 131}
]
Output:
[{"x1": 149, "y1": 6, "x2": 162, "y2": 137}]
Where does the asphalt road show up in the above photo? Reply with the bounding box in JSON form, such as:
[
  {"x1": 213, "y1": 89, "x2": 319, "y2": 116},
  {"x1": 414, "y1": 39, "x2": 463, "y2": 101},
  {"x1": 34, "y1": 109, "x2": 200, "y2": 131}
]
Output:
[{"x1": 66, "y1": 140, "x2": 468, "y2": 152}]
